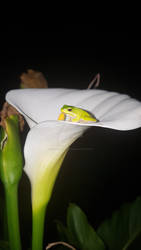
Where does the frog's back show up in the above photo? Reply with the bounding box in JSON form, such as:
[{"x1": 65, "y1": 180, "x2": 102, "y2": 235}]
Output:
[{"x1": 75, "y1": 107, "x2": 94, "y2": 120}]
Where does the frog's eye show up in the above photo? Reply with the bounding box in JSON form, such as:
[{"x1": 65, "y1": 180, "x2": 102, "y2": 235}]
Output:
[{"x1": 67, "y1": 108, "x2": 72, "y2": 111}]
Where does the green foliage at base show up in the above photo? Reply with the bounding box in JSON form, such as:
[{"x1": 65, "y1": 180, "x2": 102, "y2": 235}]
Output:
[
  {"x1": 97, "y1": 197, "x2": 141, "y2": 250},
  {"x1": 56, "y1": 197, "x2": 141, "y2": 250}
]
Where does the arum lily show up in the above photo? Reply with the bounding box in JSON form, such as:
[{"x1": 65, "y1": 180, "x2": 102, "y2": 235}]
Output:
[{"x1": 6, "y1": 88, "x2": 141, "y2": 250}]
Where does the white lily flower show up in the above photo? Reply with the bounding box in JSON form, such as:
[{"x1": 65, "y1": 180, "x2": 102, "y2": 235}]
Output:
[
  {"x1": 6, "y1": 87, "x2": 141, "y2": 250},
  {"x1": 6, "y1": 88, "x2": 141, "y2": 210}
]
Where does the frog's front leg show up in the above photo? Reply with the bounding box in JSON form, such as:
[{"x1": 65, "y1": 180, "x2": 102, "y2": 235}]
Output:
[{"x1": 71, "y1": 116, "x2": 81, "y2": 123}]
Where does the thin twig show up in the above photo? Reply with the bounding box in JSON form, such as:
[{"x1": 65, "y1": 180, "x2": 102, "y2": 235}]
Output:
[
  {"x1": 46, "y1": 241, "x2": 76, "y2": 250},
  {"x1": 87, "y1": 73, "x2": 100, "y2": 89}
]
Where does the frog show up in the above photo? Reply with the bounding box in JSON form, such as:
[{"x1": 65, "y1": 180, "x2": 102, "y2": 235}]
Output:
[{"x1": 58, "y1": 104, "x2": 98, "y2": 123}]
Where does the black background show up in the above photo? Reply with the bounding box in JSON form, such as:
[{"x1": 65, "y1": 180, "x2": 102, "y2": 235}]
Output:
[{"x1": 0, "y1": 30, "x2": 141, "y2": 248}]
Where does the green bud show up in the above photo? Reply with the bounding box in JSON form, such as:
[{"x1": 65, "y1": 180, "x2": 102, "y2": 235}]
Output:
[{"x1": 0, "y1": 115, "x2": 23, "y2": 186}]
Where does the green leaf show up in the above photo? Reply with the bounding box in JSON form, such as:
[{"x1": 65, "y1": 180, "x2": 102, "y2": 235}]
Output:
[
  {"x1": 67, "y1": 203, "x2": 105, "y2": 250},
  {"x1": 56, "y1": 220, "x2": 70, "y2": 242},
  {"x1": 126, "y1": 231, "x2": 141, "y2": 250},
  {"x1": 97, "y1": 197, "x2": 141, "y2": 250}
]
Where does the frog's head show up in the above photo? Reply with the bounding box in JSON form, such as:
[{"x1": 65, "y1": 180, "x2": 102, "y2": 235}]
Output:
[{"x1": 61, "y1": 105, "x2": 74, "y2": 116}]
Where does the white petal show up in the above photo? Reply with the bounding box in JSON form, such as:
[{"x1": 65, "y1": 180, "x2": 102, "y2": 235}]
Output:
[
  {"x1": 6, "y1": 89, "x2": 115, "y2": 122},
  {"x1": 24, "y1": 121, "x2": 85, "y2": 184},
  {"x1": 6, "y1": 88, "x2": 141, "y2": 130}
]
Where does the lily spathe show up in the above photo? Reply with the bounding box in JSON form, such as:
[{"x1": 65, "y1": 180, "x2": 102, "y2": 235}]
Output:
[{"x1": 6, "y1": 88, "x2": 141, "y2": 210}]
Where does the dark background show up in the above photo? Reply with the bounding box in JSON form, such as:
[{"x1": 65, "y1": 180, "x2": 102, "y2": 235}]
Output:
[{"x1": 0, "y1": 30, "x2": 141, "y2": 248}]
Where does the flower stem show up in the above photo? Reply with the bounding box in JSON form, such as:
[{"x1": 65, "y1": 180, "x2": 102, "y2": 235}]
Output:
[
  {"x1": 32, "y1": 205, "x2": 46, "y2": 250},
  {"x1": 5, "y1": 184, "x2": 22, "y2": 250}
]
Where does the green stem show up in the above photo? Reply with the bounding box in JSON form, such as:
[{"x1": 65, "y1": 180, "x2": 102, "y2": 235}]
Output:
[
  {"x1": 32, "y1": 205, "x2": 46, "y2": 250},
  {"x1": 5, "y1": 184, "x2": 22, "y2": 250}
]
